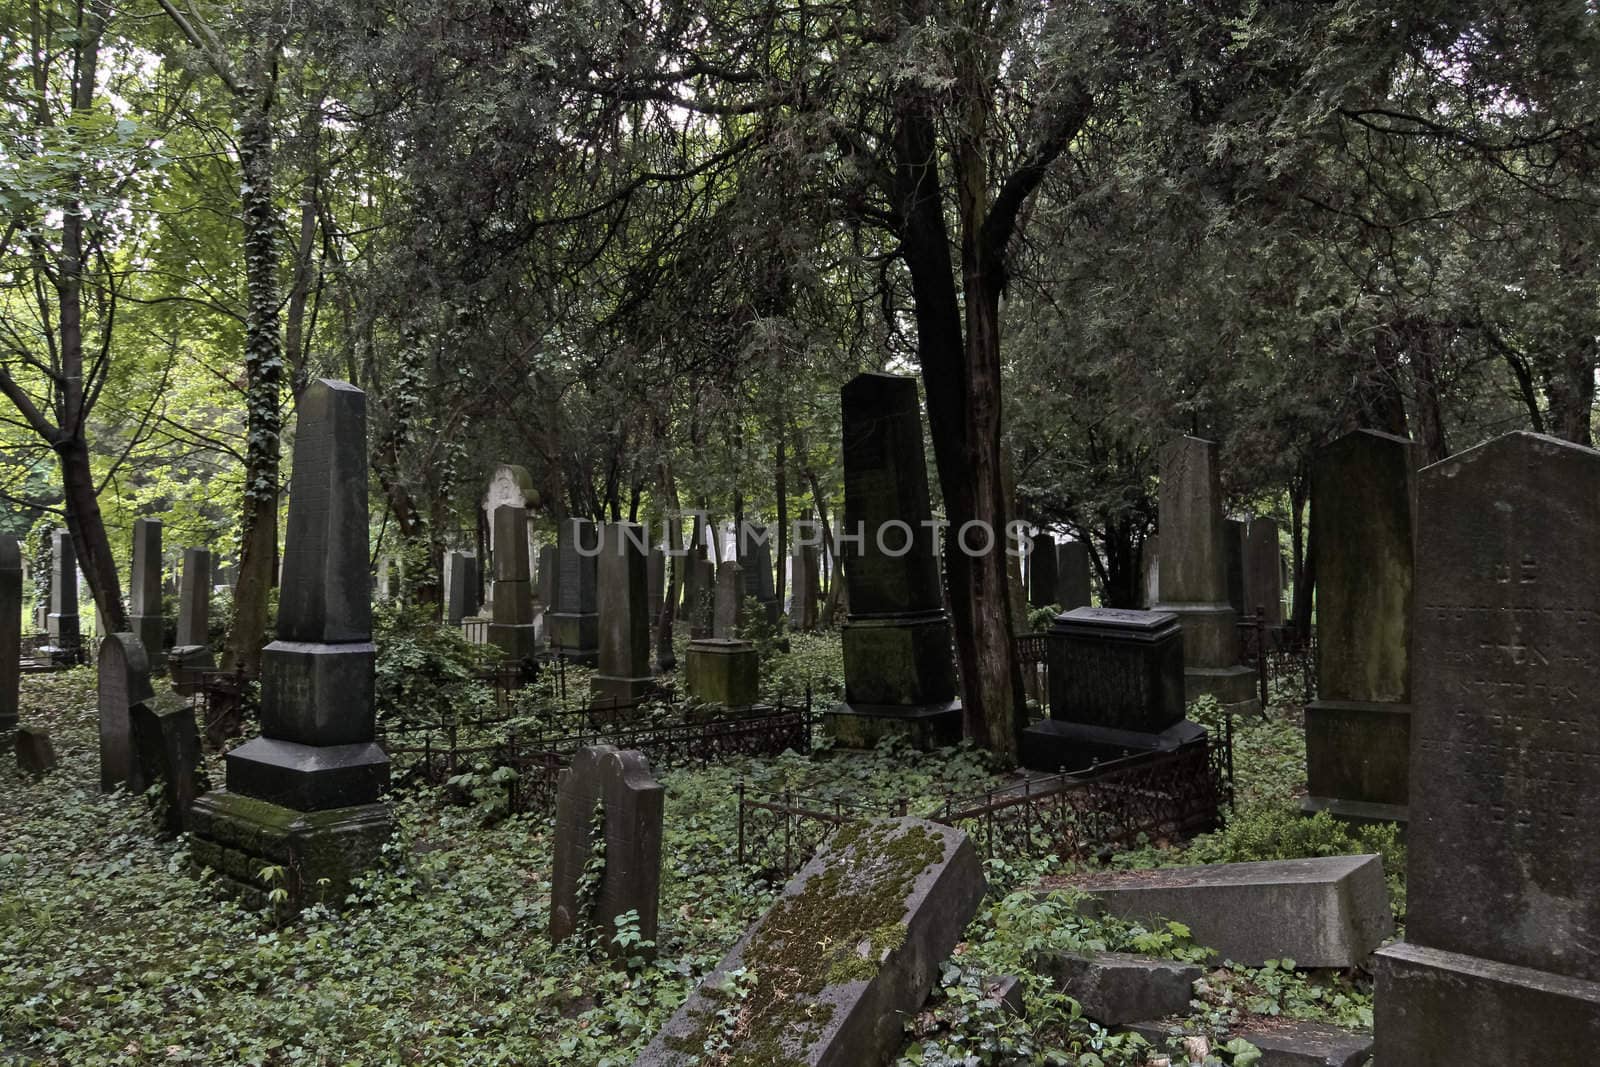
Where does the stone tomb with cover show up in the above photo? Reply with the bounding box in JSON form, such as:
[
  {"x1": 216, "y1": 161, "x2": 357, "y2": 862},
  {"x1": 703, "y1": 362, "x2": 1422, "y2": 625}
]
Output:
[
  {"x1": 1021, "y1": 606, "x2": 1205, "y2": 771},
  {"x1": 636, "y1": 817, "x2": 986, "y2": 1067},
  {"x1": 1374, "y1": 432, "x2": 1600, "y2": 1064},
  {"x1": 826, "y1": 373, "x2": 961, "y2": 749},
  {"x1": 188, "y1": 379, "x2": 391, "y2": 909}
]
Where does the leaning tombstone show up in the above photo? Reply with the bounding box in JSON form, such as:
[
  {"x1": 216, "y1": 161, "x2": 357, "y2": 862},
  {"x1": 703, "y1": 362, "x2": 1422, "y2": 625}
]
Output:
[
  {"x1": 593, "y1": 522, "x2": 654, "y2": 707},
  {"x1": 684, "y1": 561, "x2": 760, "y2": 709},
  {"x1": 98, "y1": 632, "x2": 157, "y2": 793},
  {"x1": 1374, "y1": 432, "x2": 1600, "y2": 1061},
  {"x1": 128, "y1": 518, "x2": 165, "y2": 668},
  {"x1": 548, "y1": 518, "x2": 601, "y2": 665},
  {"x1": 187, "y1": 379, "x2": 391, "y2": 910},
  {"x1": 827, "y1": 373, "x2": 961, "y2": 748},
  {"x1": 550, "y1": 745, "x2": 663, "y2": 958},
  {"x1": 1302, "y1": 429, "x2": 1416, "y2": 825},
  {"x1": 636, "y1": 818, "x2": 986, "y2": 1066},
  {"x1": 0, "y1": 535, "x2": 20, "y2": 736}
]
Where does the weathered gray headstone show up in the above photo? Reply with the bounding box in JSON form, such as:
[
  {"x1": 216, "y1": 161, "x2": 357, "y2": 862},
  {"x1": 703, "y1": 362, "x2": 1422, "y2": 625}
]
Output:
[
  {"x1": 1064, "y1": 854, "x2": 1393, "y2": 968},
  {"x1": 1029, "y1": 532, "x2": 1060, "y2": 609},
  {"x1": 1375, "y1": 432, "x2": 1600, "y2": 1062},
  {"x1": 550, "y1": 745, "x2": 663, "y2": 957},
  {"x1": 537, "y1": 544, "x2": 557, "y2": 612},
  {"x1": 128, "y1": 517, "x2": 164, "y2": 667},
  {"x1": 132, "y1": 700, "x2": 204, "y2": 836},
  {"x1": 593, "y1": 522, "x2": 653, "y2": 706},
  {"x1": 548, "y1": 517, "x2": 600, "y2": 665},
  {"x1": 189, "y1": 380, "x2": 391, "y2": 909},
  {"x1": 480, "y1": 463, "x2": 536, "y2": 616},
  {"x1": 98, "y1": 632, "x2": 157, "y2": 793},
  {"x1": 46, "y1": 529, "x2": 79, "y2": 651},
  {"x1": 15, "y1": 725, "x2": 55, "y2": 775},
  {"x1": 487, "y1": 507, "x2": 541, "y2": 663},
  {"x1": 1152, "y1": 437, "x2": 1259, "y2": 714},
  {"x1": 712, "y1": 560, "x2": 744, "y2": 639},
  {"x1": 1303, "y1": 429, "x2": 1415, "y2": 825},
  {"x1": 645, "y1": 545, "x2": 664, "y2": 624},
  {"x1": 1056, "y1": 540, "x2": 1093, "y2": 610},
  {"x1": 1034, "y1": 950, "x2": 1201, "y2": 1025},
  {"x1": 443, "y1": 550, "x2": 470, "y2": 624},
  {"x1": 1244, "y1": 517, "x2": 1284, "y2": 625},
  {"x1": 828, "y1": 373, "x2": 961, "y2": 749},
  {"x1": 0, "y1": 536, "x2": 20, "y2": 735},
  {"x1": 637, "y1": 818, "x2": 986, "y2": 1066}
]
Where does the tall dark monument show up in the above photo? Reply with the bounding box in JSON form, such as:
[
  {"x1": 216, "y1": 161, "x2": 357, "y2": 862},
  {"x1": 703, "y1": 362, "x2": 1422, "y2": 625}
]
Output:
[
  {"x1": 46, "y1": 529, "x2": 79, "y2": 653},
  {"x1": 487, "y1": 506, "x2": 541, "y2": 664},
  {"x1": 1375, "y1": 432, "x2": 1600, "y2": 1062},
  {"x1": 1303, "y1": 429, "x2": 1415, "y2": 824},
  {"x1": 826, "y1": 373, "x2": 960, "y2": 749},
  {"x1": 592, "y1": 521, "x2": 653, "y2": 706},
  {"x1": 188, "y1": 380, "x2": 391, "y2": 909}
]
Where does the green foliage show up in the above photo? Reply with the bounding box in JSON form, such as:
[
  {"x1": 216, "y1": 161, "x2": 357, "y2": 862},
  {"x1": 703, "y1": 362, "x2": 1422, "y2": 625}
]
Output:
[{"x1": 373, "y1": 602, "x2": 497, "y2": 727}]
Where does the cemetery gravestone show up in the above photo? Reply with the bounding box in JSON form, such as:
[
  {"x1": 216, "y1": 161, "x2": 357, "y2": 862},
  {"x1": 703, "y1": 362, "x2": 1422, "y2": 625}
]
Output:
[
  {"x1": 828, "y1": 373, "x2": 961, "y2": 749},
  {"x1": 132, "y1": 699, "x2": 205, "y2": 836},
  {"x1": 548, "y1": 518, "x2": 600, "y2": 665},
  {"x1": 1223, "y1": 517, "x2": 1247, "y2": 617},
  {"x1": 1244, "y1": 517, "x2": 1285, "y2": 626},
  {"x1": 538, "y1": 544, "x2": 557, "y2": 614},
  {"x1": 549, "y1": 745, "x2": 663, "y2": 958},
  {"x1": 1056, "y1": 540, "x2": 1093, "y2": 610},
  {"x1": 739, "y1": 524, "x2": 781, "y2": 625},
  {"x1": 188, "y1": 379, "x2": 391, "y2": 910},
  {"x1": 46, "y1": 529, "x2": 79, "y2": 653},
  {"x1": 593, "y1": 522, "x2": 654, "y2": 706},
  {"x1": 481, "y1": 463, "x2": 537, "y2": 616},
  {"x1": 1141, "y1": 534, "x2": 1160, "y2": 609},
  {"x1": 170, "y1": 547, "x2": 215, "y2": 680},
  {"x1": 98, "y1": 632, "x2": 157, "y2": 793},
  {"x1": 0, "y1": 535, "x2": 19, "y2": 736},
  {"x1": 1303, "y1": 429, "x2": 1415, "y2": 825},
  {"x1": 128, "y1": 517, "x2": 165, "y2": 667},
  {"x1": 444, "y1": 550, "x2": 471, "y2": 624},
  {"x1": 15, "y1": 726, "x2": 55, "y2": 774},
  {"x1": 636, "y1": 818, "x2": 986, "y2": 1067},
  {"x1": 1152, "y1": 437, "x2": 1259, "y2": 714},
  {"x1": 684, "y1": 561, "x2": 760, "y2": 708},
  {"x1": 487, "y1": 507, "x2": 541, "y2": 664},
  {"x1": 1375, "y1": 432, "x2": 1600, "y2": 1063},
  {"x1": 1029, "y1": 533, "x2": 1060, "y2": 609},
  {"x1": 793, "y1": 541, "x2": 821, "y2": 630}
]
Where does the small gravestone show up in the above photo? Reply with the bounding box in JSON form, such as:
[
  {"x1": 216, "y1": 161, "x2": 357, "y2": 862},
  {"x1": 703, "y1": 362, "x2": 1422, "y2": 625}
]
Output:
[
  {"x1": 1375, "y1": 432, "x2": 1600, "y2": 1061},
  {"x1": 1029, "y1": 533, "x2": 1060, "y2": 608},
  {"x1": 1304, "y1": 430, "x2": 1415, "y2": 825},
  {"x1": 132, "y1": 700, "x2": 205, "y2": 836},
  {"x1": 487, "y1": 507, "x2": 541, "y2": 663},
  {"x1": 1020, "y1": 607, "x2": 1205, "y2": 771},
  {"x1": 550, "y1": 745, "x2": 663, "y2": 958},
  {"x1": 1152, "y1": 438, "x2": 1258, "y2": 714},
  {"x1": 1056, "y1": 540, "x2": 1093, "y2": 610},
  {"x1": 98, "y1": 632, "x2": 157, "y2": 793},
  {"x1": 0, "y1": 535, "x2": 20, "y2": 735},
  {"x1": 15, "y1": 726, "x2": 55, "y2": 775},
  {"x1": 548, "y1": 518, "x2": 600, "y2": 665},
  {"x1": 1061, "y1": 854, "x2": 1393, "y2": 968},
  {"x1": 593, "y1": 522, "x2": 653, "y2": 706},
  {"x1": 636, "y1": 818, "x2": 986, "y2": 1066},
  {"x1": 128, "y1": 518, "x2": 165, "y2": 668},
  {"x1": 170, "y1": 547, "x2": 215, "y2": 685},
  {"x1": 828, "y1": 373, "x2": 961, "y2": 749},
  {"x1": 684, "y1": 561, "x2": 760, "y2": 708},
  {"x1": 1244, "y1": 518, "x2": 1284, "y2": 626},
  {"x1": 188, "y1": 380, "x2": 391, "y2": 910},
  {"x1": 46, "y1": 529, "x2": 79, "y2": 654}
]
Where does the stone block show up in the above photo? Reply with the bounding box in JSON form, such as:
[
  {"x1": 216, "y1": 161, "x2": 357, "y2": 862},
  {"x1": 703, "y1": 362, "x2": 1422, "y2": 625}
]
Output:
[
  {"x1": 1020, "y1": 717, "x2": 1206, "y2": 773},
  {"x1": 258, "y1": 641, "x2": 377, "y2": 746},
  {"x1": 1126, "y1": 1017, "x2": 1373, "y2": 1066},
  {"x1": 1033, "y1": 950, "x2": 1200, "y2": 1024},
  {"x1": 1061, "y1": 855, "x2": 1393, "y2": 968},
  {"x1": 15, "y1": 725, "x2": 55, "y2": 774},
  {"x1": 684, "y1": 638, "x2": 760, "y2": 708},
  {"x1": 224, "y1": 737, "x2": 390, "y2": 811},
  {"x1": 839, "y1": 610, "x2": 959, "y2": 708},
  {"x1": 132, "y1": 701, "x2": 205, "y2": 836},
  {"x1": 636, "y1": 818, "x2": 985, "y2": 1066}
]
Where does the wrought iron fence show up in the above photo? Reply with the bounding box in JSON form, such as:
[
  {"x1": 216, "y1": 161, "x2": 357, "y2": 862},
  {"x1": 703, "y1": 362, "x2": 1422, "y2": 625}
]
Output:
[
  {"x1": 1014, "y1": 632, "x2": 1050, "y2": 721},
  {"x1": 1238, "y1": 617, "x2": 1317, "y2": 707}
]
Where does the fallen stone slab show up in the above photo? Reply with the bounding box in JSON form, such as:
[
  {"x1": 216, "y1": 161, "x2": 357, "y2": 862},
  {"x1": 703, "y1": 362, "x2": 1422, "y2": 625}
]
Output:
[
  {"x1": 1047, "y1": 855, "x2": 1393, "y2": 968},
  {"x1": 15, "y1": 726, "x2": 56, "y2": 775},
  {"x1": 635, "y1": 817, "x2": 986, "y2": 1067},
  {"x1": 1033, "y1": 950, "x2": 1200, "y2": 1024},
  {"x1": 1126, "y1": 1017, "x2": 1372, "y2": 1066}
]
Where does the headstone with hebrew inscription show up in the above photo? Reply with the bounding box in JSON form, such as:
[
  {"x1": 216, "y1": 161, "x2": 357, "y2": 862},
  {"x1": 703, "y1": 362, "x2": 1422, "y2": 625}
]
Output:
[
  {"x1": 828, "y1": 373, "x2": 961, "y2": 749},
  {"x1": 550, "y1": 745, "x2": 663, "y2": 957},
  {"x1": 1375, "y1": 432, "x2": 1600, "y2": 1062},
  {"x1": 187, "y1": 379, "x2": 390, "y2": 910},
  {"x1": 128, "y1": 518, "x2": 165, "y2": 667},
  {"x1": 1152, "y1": 437, "x2": 1258, "y2": 714},
  {"x1": 1304, "y1": 429, "x2": 1416, "y2": 825},
  {"x1": 593, "y1": 522, "x2": 653, "y2": 706},
  {"x1": 548, "y1": 518, "x2": 600, "y2": 665},
  {"x1": 636, "y1": 818, "x2": 985, "y2": 1067}
]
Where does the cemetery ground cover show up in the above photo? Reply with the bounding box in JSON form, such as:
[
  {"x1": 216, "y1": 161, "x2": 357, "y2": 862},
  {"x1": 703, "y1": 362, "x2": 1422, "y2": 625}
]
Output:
[{"x1": 3, "y1": 654, "x2": 1400, "y2": 1066}]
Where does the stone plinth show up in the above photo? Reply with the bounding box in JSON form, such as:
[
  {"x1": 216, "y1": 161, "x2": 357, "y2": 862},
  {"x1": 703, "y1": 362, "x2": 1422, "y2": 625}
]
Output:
[{"x1": 684, "y1": 638, "x2": 760, "y2": 709}]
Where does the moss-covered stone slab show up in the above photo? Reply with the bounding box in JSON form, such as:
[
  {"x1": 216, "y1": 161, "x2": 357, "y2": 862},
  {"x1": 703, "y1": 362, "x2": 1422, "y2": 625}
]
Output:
[{"x1": 636, "y1": 817, "x2": 985, "y2": 1067}]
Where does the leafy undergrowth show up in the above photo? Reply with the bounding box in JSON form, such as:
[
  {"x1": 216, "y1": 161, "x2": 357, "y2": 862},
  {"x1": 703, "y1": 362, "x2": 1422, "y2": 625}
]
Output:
[{"x1": 4, "y1": 670, "x2": 1381, "y2": 1066}]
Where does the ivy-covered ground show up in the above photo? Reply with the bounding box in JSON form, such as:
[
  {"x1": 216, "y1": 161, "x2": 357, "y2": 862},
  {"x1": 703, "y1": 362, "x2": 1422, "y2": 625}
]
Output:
[{"x1": 2, "y1": 650, "x2": 1401, "y2": 1066}]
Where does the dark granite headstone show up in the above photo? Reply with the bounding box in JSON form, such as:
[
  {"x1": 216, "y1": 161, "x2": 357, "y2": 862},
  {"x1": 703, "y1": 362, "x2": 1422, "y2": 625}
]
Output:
[
  {"x1": 0, "y1": 536, "x2": 19, "y2": 735},
  {"x1": 793, "y1": 541, "x2": 821, "y2": 630},
  {"x1": 487, "y1": 506, "x2": 540, "y2": 663},
  {"x1": 15, "y1": 725, "x2": 55, "y2": 775},
  {"x1": 128, "y1": 518, "x2": 164, "y2": 667},
  {"x1": 189, "y1": 380, "x2": 391, "y2": 910},
  {"x1": 1303, "y1": 429, "x2": 1415, "y2": 825},
  {"x1": 174, "y1": 547, "x2": 212, "y2": 648},
  {"x1": 828, "y1": 373, "x2": 961, "y2": 749},
  {"x1": 538, "y1": 544, "x2": 557, "y2": 612},
  {"x1": 1375, "y1": 432, "x2": 1600, "y2": 1061},
  {"x1": 98, "y1": 632, "x2": 157, "y2": 793},
  {"x1": 1029, "y1": 533, "x2": 1060, "y2": 608},
  {"x1": 1056, "y1": 541, "x2": 1093, "y2": 610},
  {"x1": 444, "y1": 550, "x2": 471, "y2": 624},
  {"x1": 548, "y1": 518, "x2": 600, "y2": 665},
  {"x1": 738, "y1": 524, "x2": 780, "y2": 625},
  {"x1": 1222, "y1": 517, "x2": 1247, "y2": 616},
  {"x1": 593, "y1": 522, "x2": 653, "y2": 707},
  {"x1": 1152, "y1": 437, "x2": 1258, "y2": 714},
  {"x1": 550, "y1": 745, "x2": 663, "y2": 958},
  {"x1": 1244, "y1": 518, "x2": 1284, "y2": 625},
  {"x1": 46, "y1": 529, "x2": 79, "y2": 651},
  {"x1": 636, "y1": 818, "x2": 986, "y2": 1066},
  {"x1": 132, "y1": 701, "x2": 204, "y2": 836}
]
